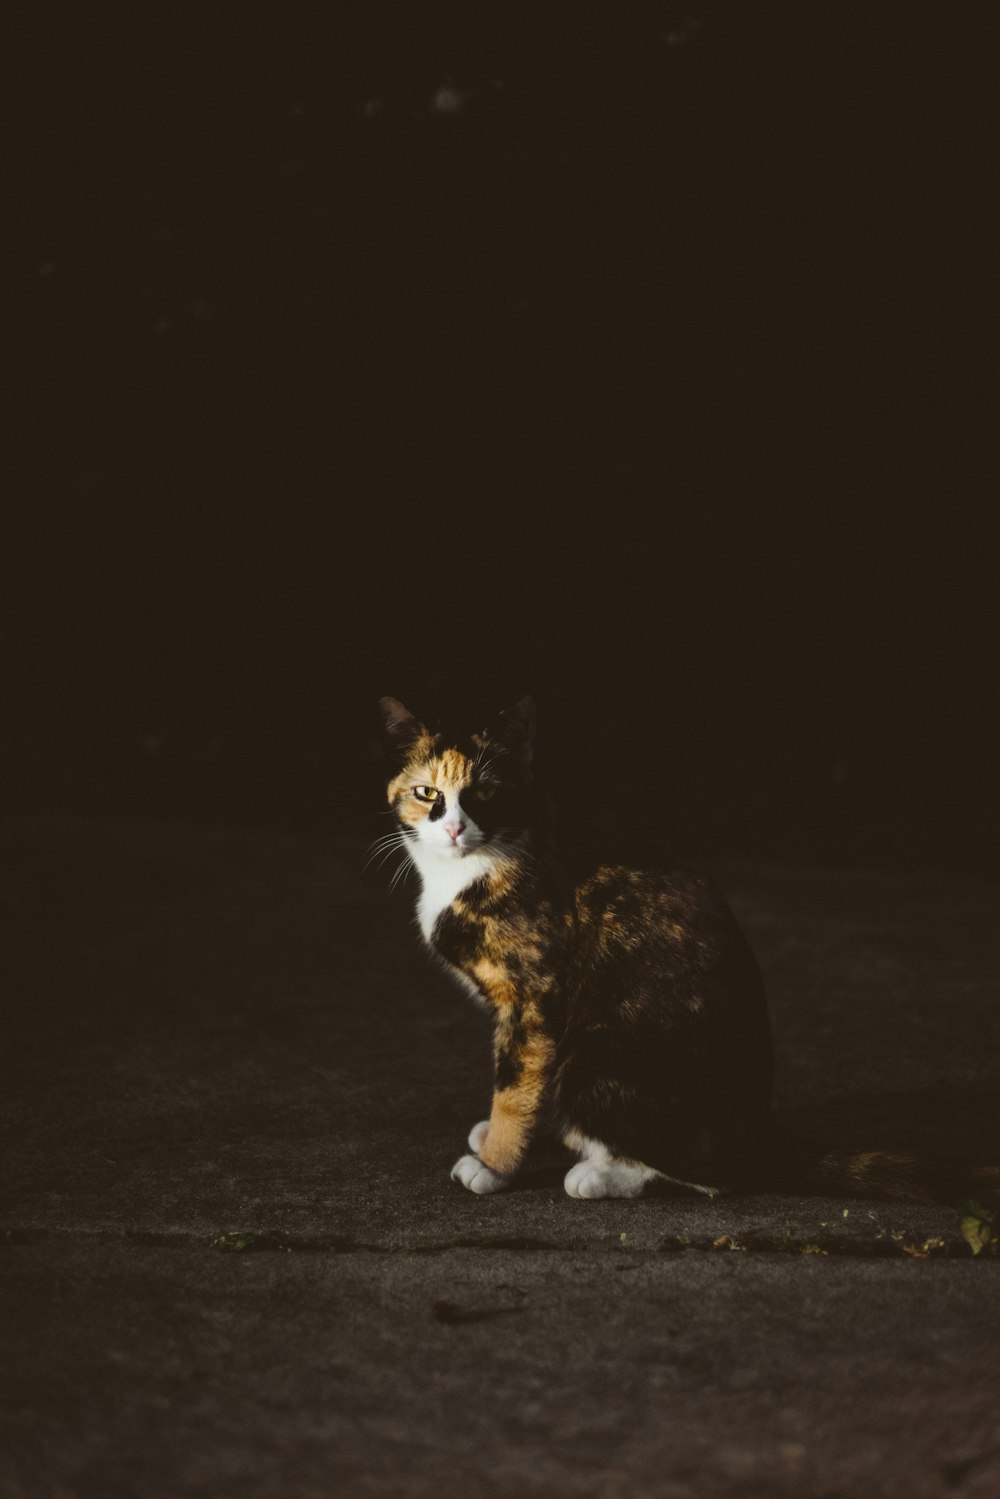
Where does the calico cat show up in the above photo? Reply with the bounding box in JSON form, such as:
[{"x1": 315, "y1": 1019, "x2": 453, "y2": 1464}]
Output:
[
  {"x1": 378, "y1": 695, "x2": 999, "y2": 1206},
  {"x1": 377, "y1": 693, "x2": 773, "y2": 1198}
]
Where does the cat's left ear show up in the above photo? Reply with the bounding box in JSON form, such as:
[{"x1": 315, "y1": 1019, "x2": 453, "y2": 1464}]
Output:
[{"x1": 496, "y1": 695, "x2": 536, "y2": 767}]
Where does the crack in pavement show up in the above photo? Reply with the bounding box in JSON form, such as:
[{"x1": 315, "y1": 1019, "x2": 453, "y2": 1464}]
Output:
[{"x1": 2, "y1": 1225, "x2": 983, "y2": 1260}]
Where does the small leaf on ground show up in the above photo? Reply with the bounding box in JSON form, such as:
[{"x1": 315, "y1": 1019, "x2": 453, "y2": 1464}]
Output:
[{"x1": 959, "y1": 1201, "x2": 997, "y2": 1257}]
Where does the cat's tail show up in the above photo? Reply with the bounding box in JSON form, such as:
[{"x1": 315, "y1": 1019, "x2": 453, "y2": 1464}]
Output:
[{"x1": 765, "y1": 1142, "x2": 1000, "y2": 1208}]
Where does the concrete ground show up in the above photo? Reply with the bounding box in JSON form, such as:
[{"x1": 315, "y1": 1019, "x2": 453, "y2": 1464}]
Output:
[{"x1": 2, "y1": 814, "x2": 999, "y2": 1498}]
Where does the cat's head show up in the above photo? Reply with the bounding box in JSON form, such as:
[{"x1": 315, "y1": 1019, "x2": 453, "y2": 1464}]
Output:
[{"x1": 378, "y1": 696, "x2": 535, "y2": 860}]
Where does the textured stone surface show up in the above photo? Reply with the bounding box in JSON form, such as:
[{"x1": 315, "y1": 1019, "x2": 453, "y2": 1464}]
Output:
[
  {"x1": 2, "y1": 815, "x2": 999, "y2": 1497},
  {"x1": 4, "y1": 1243, "x2": 1000, "y2": 1499}
]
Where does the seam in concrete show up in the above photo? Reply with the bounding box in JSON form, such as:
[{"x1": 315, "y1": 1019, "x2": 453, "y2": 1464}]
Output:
[{"x1": 2, "y1": 1226, "x2": 986, "y2": 1260}]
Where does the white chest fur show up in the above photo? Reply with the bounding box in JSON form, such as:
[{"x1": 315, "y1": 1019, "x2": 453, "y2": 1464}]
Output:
[{"x1": 410, "y1": 845, "x2": 496, "y2": 943}]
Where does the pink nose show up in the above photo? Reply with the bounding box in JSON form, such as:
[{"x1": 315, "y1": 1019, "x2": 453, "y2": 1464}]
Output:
[{"x1": 445, "y1": 821, "x2": 466, "y2": 843}]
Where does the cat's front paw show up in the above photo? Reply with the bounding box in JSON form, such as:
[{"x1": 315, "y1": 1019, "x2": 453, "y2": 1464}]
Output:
[
  {"x1": 467, "y1": 1120, "x2": 491, "y2": 1153},
  {"x1": 450, "y1": 1154, "x2": 510, "y2": 1195}
]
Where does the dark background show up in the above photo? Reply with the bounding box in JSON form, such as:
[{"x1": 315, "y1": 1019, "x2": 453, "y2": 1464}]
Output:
[{"x1": 7, "y1": 5, "x2": 996, "y2": 867}]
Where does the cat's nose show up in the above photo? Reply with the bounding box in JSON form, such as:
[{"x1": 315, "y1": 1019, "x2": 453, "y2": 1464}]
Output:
[{"x1": 445, "y1": 821, "x2": 466, "y2": 843}]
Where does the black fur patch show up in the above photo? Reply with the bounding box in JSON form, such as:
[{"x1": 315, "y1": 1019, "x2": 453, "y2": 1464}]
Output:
[
  {"x1": 494, "y1": 1045, "x2": 524, "y2": 1091},
  {"x1": 433, "y1": 897, "x2": 486, "y2": 968},
  {"x1": 494, "y1": 1011, "x2": 528, "y2": 1089}
]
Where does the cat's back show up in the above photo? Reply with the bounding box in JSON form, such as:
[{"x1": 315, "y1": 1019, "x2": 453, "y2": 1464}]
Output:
[
  {"x1": 552, "y1": 831, "x2": 744, "y2": 956},
  {"x1": 570, "y1": 858, "x2": 720, "y2": 941},
  {"x1": 556, "y1": 846, "x2": 769, "y2": 1057}
]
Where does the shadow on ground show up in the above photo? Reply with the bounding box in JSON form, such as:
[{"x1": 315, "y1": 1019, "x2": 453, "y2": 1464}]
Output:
[{"x1": 2, "y1": 815, "x2": 999, "y2": 1497}]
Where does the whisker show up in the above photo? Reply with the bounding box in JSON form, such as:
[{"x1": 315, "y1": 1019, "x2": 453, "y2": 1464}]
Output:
[
  {"x1": 363, "y1": 839, "x2": 404, "y2": 865},
  {"x1": 371, "y1": 848, "x2": 407, "y2": 874},
  {"x1": 364, "y1": 831, "x2": 413, "y2": 872},
  {"x1": 388, "y1": 857, "x2": 415, "y2": 894},
  {"x1": 490, "y1": 835, "x2": 538, "y2": 874},
  {"x1": 365, "y1": 834, "x2": 403, "y2": 854}
]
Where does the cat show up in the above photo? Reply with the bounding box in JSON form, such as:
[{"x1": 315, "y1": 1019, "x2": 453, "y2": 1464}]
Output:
[
  {"x1": 377, "y1": 694, "x2": 999, "y2": 1206},
  {"x1": 377, "y1": 692, "x2": 773, "y2": 1199}
]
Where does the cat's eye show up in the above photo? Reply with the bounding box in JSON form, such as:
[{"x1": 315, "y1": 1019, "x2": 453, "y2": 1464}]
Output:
[
  {"x1": 412, "y1": 785, "x2": 439, "y2": 803},
  {"x1": 475, "y1": 784, "x2": 497, "y2": 801}
]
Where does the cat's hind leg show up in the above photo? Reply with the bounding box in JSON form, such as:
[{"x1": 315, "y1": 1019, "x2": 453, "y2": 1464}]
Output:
[
  {"x1": 561, "y1": 1132, "x2": 720, "y2": 1200},
  {"x1": 562, "y1": 1135, "x2": 659, "y2": 1199}
]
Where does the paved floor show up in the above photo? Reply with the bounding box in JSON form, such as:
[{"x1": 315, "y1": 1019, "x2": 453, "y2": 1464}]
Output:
[{"x1": 2, "y1": 815, "x2": 999, "y2": 1497}]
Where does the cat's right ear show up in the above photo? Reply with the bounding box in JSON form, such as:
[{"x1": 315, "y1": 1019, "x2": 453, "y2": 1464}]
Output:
[
  {"x1": 378, "y1": 697, "x2": 427, "y2": 753},
  {"x1": 495, "y1": 695, "x2": 536, "y2": 769}
]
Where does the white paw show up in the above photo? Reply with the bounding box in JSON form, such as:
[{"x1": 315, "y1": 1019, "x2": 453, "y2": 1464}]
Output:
[
  {"x1": 564, "y1": 1160, "x2": 650, "y2": 1199},
  {"x1": 467, "y1": 1120, "x2": 490, "y2": 1153},
  {"x1": 450, "y1": 1154, "x2": 510, "y2": 1195}
]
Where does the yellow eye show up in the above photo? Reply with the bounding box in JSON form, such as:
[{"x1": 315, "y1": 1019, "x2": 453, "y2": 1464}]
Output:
[
  {"x1": 413, "y1": 785, "x2": 439, "y2": 803},
  {"x1": 476, "y1": 784, "x2": 497, "y2": 801}
]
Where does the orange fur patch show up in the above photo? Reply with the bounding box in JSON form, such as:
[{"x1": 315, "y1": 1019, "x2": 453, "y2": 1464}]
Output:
[
  {"x1": 386, "y1": 743, "x2": 475, "y2": 826},
  {"x1": 478, "y1": 1028, "x2": 555, "y2": 1176}
]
